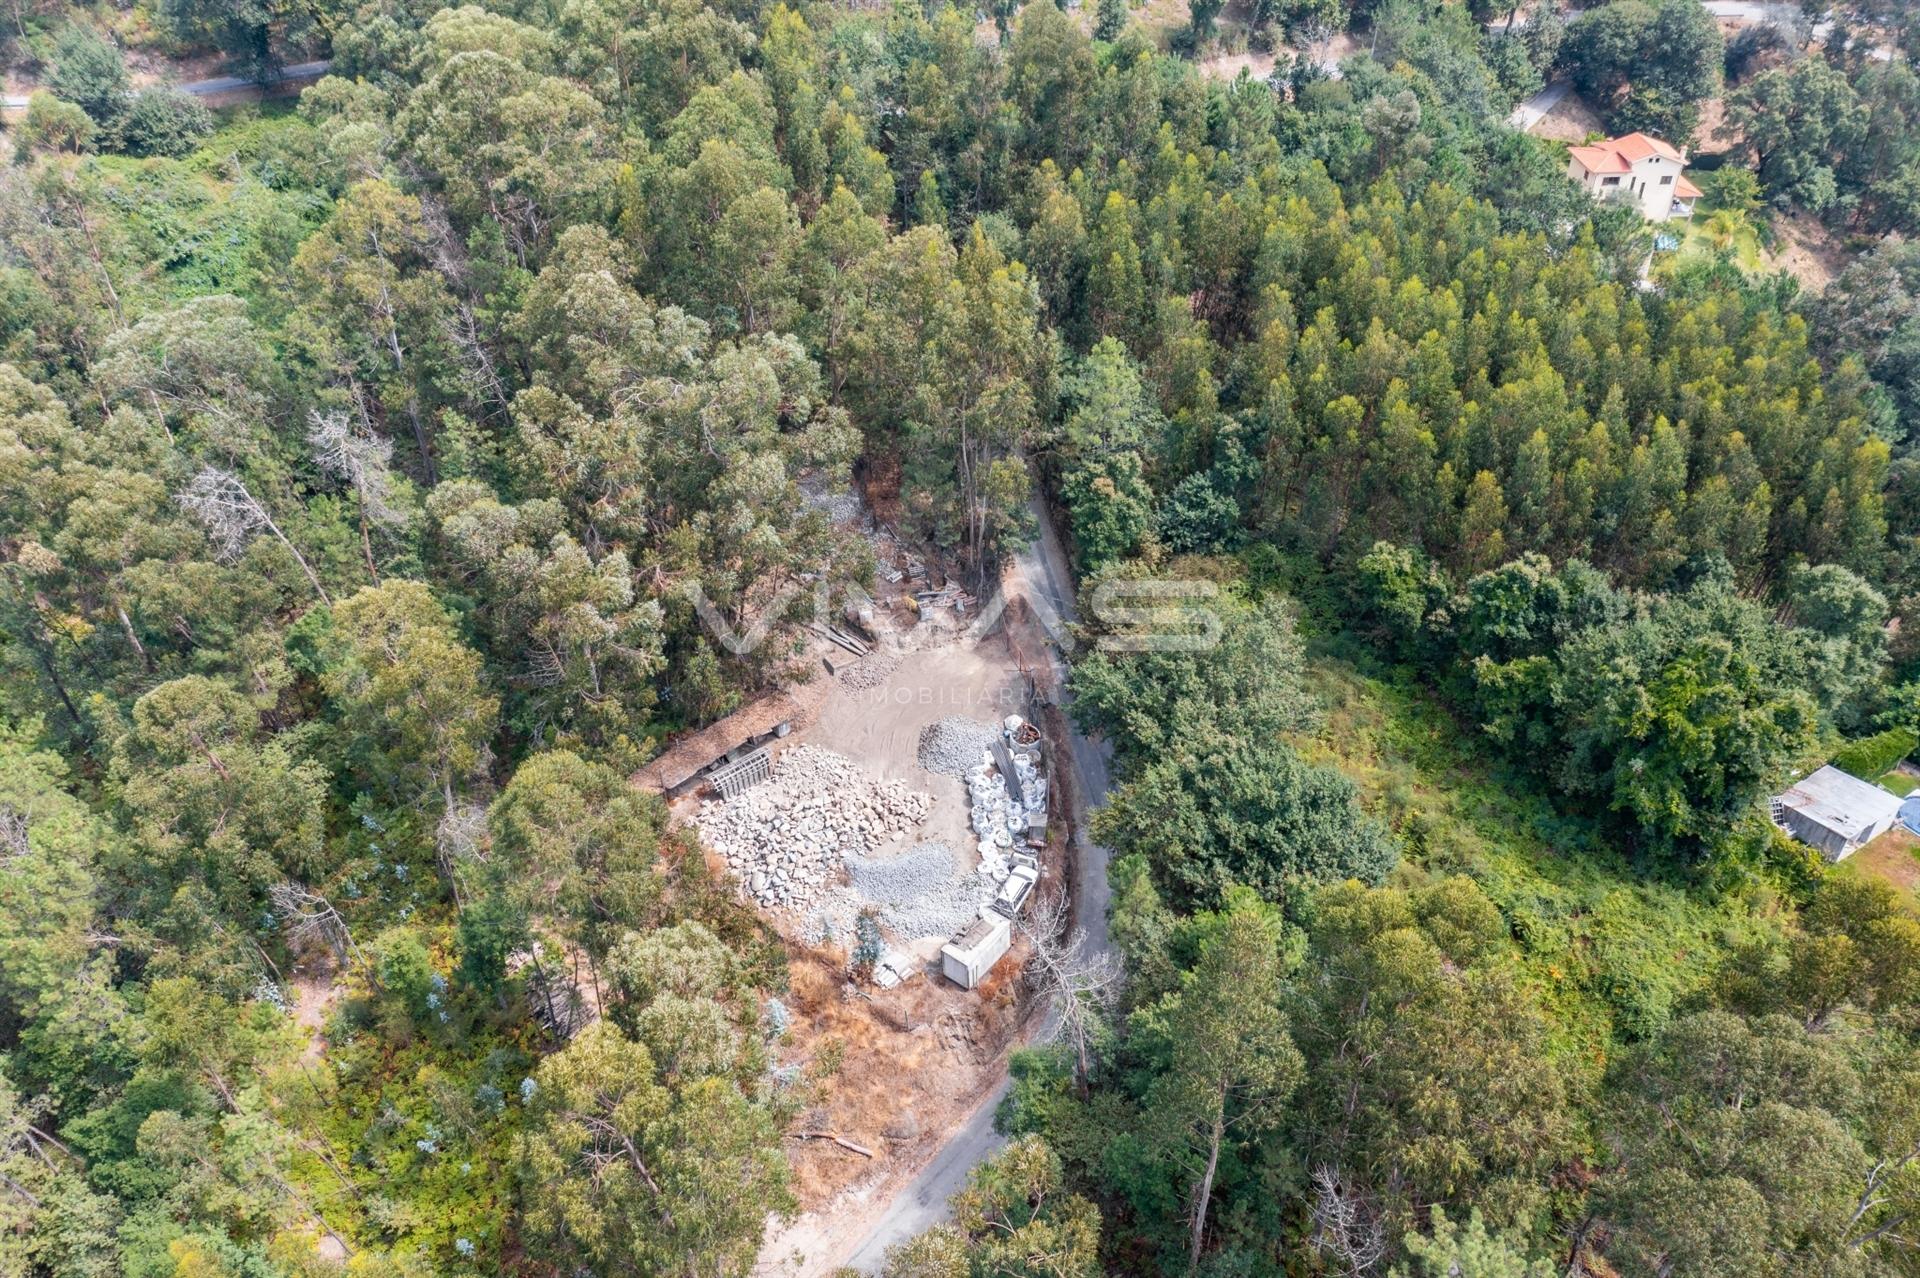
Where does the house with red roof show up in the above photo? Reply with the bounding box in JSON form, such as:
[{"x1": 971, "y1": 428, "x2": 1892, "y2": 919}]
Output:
[{"x1": 1565, "y1": 132, "x2": 1704, "y2": 222}]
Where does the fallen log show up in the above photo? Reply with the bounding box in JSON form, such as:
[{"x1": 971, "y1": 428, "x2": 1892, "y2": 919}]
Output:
[{"x1": 790, "y1": 1131, "x2": 875, "y2": 1158}]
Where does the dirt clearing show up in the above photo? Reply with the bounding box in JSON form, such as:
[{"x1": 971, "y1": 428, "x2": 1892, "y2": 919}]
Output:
[
  {"x1": 757, "y1": 943, "x2": 1030, "y2": 1276},
  {"x1": 1765, "y1": 211, "x2": 1847, "y2": 292},
  {"x1": 1528, "y1": 90, "x2": 1605, "y2": 144},
  {"x1": 1845, "y1": 828, "x2": 1920, "y2": 901}
]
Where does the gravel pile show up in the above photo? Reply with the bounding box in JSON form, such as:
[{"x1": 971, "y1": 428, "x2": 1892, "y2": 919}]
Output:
[
  {"x1": 838, "y1": 649, "x2": 900, "y2": 691},
  {"x1": 917, "y1": 716, "x2": 1001, "y2": 777},
  {"x1": 698, "y1": 746, "x2": 931, "y2": 911},
  {"x1": 808, "y1": 841, "x2": 994, "y2": 945},
  {"x1": 847, "y1": 839, "x2": 961, "y2": 904},
  {"x1": 798, "y1": 473, "x2": 864, "y2": 526},
  {"x1": 816, "y1": 490, "x2": 863, "y2": 525}
]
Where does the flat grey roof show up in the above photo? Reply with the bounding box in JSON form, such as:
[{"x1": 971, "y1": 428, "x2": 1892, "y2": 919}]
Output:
[
  {"x1": 1777, "y1": 765, "x2": 1902, "y2": 841},
  {"x1": 946, "y1": 913, "x2": 1008, "y2": 956}
]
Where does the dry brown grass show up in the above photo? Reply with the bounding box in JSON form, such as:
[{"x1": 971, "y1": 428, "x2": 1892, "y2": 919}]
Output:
[
  {"x1": 1693, "y1": 95, "x2": 1736, "y2": 155},
  {"x1": 1763, "y1": 210, "x2": 1847, "y2": 292},
  {"x1": 775, "y1": 942, "x2": 1028, "y2": 1207},
  {"x1": 1843, "y1": 828, "x2": 1920, "y2": 903}
]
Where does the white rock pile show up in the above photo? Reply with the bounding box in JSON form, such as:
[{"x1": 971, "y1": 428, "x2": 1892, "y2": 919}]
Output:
[{"x1": 698, "y1": 745, "x2": 932, "y2": 910}]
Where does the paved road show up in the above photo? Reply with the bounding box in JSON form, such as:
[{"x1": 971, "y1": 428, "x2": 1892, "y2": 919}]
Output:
[
  {"x1": 840, "y1": 493, "x2": 1116, "y2": 1273},
  {"x1": 1017, "y1": 490, "x2": 1114, "y2": 958},
  {"x1": 1699, "y1": 0, "x2": 1796, "y2": 19},
  {"x1": 2, "y1": 58, "x2": 331, "y2": 111},
  {"x1": 1508, "y1": 79, "x2": 1570, "y2": 131}
]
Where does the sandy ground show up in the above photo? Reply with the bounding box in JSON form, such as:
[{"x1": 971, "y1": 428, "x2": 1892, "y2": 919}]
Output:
[
  {"x1": 287, "y1": 961, "x2": 340, "y2": 1064},
  {"x1": 1198, "y1": 30, "x2": 1357, "y2": 81},
  {"x1": 807, "y1": 637, "x2": 1023, "y2": 859},
  {"x1": 1528, "y1": 89, "x2": 1605, "y2": 144},
  {"x1": 1200, "y1": 50, "x2": 1275, "y2": 81}
]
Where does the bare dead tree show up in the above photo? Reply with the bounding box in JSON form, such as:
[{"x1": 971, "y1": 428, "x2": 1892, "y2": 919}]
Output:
[
  {"x1": 515, "y1": 945, "x2": 588, "y2": 1041},
  {"x1": 309, "y1": 407, "x2": 407, "y2": 528},
  {"x1": 0, "y1": 804, "x2": 28, "y2": 860},
  {"x1": 269, "y1": 882, "x2": 362, "y2": 969},
  {"x1": 175, "y1": 467, "x2": 332, "y2": 605},
  {"x1": 308, "y1": 407, "x2": 408, "y2": 583},
  {"x1": 1309, "y1": 1166, "x2": 1387, "y2": 1277},
  {"x1": 0, "y1": 1083, "x2": 71, "y2": 1170},
  {"x1": 416, "y1": 194, "x2": 513, "y2": 422},
  {"x1": 1016, "y1": 887, "x2": 1122, "y2": 1093},
  {"x1": 434, "y1": 800, "x2": 489, "y2": 909}
]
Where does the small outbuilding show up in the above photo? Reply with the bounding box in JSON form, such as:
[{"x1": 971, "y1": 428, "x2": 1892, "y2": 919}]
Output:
[
  {"x1": 631, "y1": 690, "x2": 800, "y2": 796},
  {"x1": 1771, "y1": 765, "x2": 1904, "y2": 861},
  {"x1": 941, "y1": 913, "x2": 1011, "y2": 990}
]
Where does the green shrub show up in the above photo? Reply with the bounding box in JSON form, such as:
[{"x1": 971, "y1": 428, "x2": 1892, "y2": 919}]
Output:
[
  {"x1": 1832, "y1": 727, "x2": 1919, "y2": 780},
  {"x1": 13, "y1": 92, "x2": 96, "y2": 161},
  {"x1": 49, "y1": 23, "x2": 128, "y2": 126},
  {"x1": 118, "y1": 86, "x2": 215, "y2": 158}
]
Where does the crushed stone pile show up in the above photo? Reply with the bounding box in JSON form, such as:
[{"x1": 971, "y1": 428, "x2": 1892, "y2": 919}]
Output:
[
  {"x1": 837, "y1": 649, "x2": 899, "y2": 691},
  {"x1": 797, "y1": 472, "x2": 864, "y2": 526},
  {"x1": 917, "y1": 715, "x2": 1002, "y2": 777},
  {"x1": 698, "y1": 745, "x2": 932, "y2": 911},
  {"x1": 847, "y1": 839, "x2": 962, "y2": 905},
  {"x1": 808, "y1": 841, "x2": 993, "y2": 946}
]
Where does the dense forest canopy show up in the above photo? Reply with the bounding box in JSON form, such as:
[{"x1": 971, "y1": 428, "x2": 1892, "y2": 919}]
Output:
[{"x1": 4, "y1": 0, "x2": 1920, "y2": 1273}]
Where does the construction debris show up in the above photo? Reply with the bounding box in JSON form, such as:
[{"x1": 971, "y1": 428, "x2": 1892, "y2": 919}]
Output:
[
  {"x1": 966, "y1": 736, "x2": 1047, "y2": 884},
  {"x1": 698, "y1": 746, "x2": 932, "y2": 911},
  {"x1": 914, "y1": 586, "x2": 975, "y2": 610},
  {"x1": 872, "y1": 948, "x2": 917, "y2": 988},
  {"x1": 806, "y1": 621, "x2": 870, "y2": 657}
]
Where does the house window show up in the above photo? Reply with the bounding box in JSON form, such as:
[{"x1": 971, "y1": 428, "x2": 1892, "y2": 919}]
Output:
[
  {"x1": 1601, "y1": 176, "x2": 1621, "y2": 187},
  {"x1": 1659, "y1": 175, "x2": 1673, "y2": 185}
]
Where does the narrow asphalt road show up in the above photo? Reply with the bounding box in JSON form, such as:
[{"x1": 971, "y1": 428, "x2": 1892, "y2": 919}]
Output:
[
  {"x1": 840, "y1": 492, "x2": 1116, "y2": 1273},
  {"x1": 2, "y1": 59, "x2": 331, "y2": 111}
]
